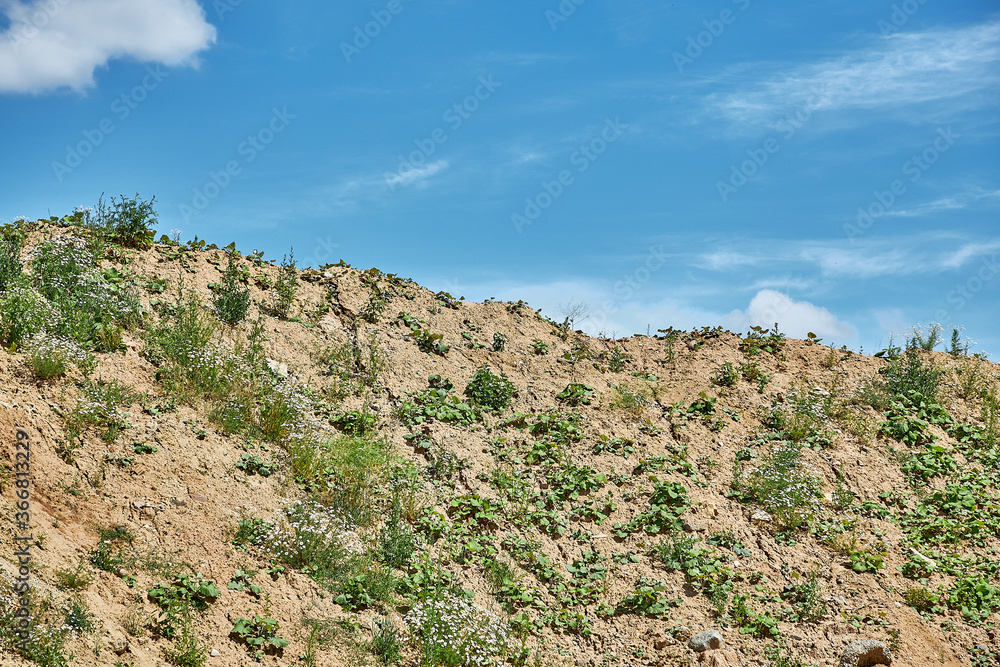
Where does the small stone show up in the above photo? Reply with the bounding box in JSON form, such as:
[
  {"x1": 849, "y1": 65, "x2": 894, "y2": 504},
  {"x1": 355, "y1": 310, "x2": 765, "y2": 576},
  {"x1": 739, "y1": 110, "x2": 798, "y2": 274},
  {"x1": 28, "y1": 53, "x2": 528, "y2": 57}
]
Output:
[
  {"x1": 839, "y1": 639, "x2": 892, "y2": 666},
  {"x1": 686, "y1": 339, "x2": 699, "y2": 351},
  {"x1": 169, "y1": 497, "x2": 186, "y2": 507},
  {"x1": 688, "y1": 629, "x2": 725, "y2": 652},
  {"x1": 751, "y1": 509, "x2": 772, "y2": 523},
  {"x1": 318, "y1": 314, "x2": 342, "y2": 333},
  {"x1": 110, "y1": 639, "x2": 128, "y2": 655},
  {"x1": 210, "y1": 649, "x2": 220, "y2": 657},
  {"x1": 683, "y1": 517, "x2": 707, "y2": 533}
]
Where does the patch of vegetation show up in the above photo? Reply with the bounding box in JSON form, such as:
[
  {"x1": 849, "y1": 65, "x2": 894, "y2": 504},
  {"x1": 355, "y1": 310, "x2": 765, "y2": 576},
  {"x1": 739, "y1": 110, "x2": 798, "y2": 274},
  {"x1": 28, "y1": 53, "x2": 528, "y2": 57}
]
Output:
[
  {"x1": 731, "y1": 441, "x2": 823, "y2": 530},
  {"x1": 464, "y1": 365, "x2": 516, "y2": 413},
  {"x1": 230, "y1": 615, "x2": 290, "y2": 659}
]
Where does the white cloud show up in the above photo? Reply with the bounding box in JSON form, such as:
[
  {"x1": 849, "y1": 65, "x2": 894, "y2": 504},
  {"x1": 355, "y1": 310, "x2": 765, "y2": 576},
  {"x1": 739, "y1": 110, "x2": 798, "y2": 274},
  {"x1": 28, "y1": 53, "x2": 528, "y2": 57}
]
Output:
[
  {"x1": 724, "y1": 290, "x2": 857, "y2": 341},
  {"x1": 885, "y1": 188, "x2": 1000, "y2": 218},
  {"x1": 0, "y1": 0, "x2": 216, "y2": 94},
  {"x1": 384, "y1": 160, "x2": 449, "y2": 189},
  {"x1": 705, "y1": 21, "x2": 1000, "y2": 127}
]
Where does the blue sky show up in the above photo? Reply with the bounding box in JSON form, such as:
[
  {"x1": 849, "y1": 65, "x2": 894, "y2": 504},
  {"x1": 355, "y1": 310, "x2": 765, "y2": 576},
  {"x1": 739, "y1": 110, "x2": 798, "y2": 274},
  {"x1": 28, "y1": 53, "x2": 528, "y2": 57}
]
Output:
[{"x1": 1, "y1": 0, "x2": 998, "y2": 355}]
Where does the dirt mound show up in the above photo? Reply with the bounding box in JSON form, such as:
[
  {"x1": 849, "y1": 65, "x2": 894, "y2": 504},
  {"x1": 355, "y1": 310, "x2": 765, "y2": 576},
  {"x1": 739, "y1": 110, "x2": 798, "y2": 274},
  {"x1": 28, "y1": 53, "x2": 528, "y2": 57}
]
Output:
[{"x1": 1, "y1": 218, "x2": 997, "y2": 667}]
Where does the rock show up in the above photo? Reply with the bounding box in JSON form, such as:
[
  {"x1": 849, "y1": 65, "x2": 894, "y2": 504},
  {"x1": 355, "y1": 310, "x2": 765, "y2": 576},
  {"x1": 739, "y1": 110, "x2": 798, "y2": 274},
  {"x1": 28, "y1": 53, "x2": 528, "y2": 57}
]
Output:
[
  {"x1": 318, "y1": 314, "x2": 342, "y2": 334},
  {"x1": 110, "y1": 639, "x2": 128, "y2": 655},
  {"x1": 686, "y1": 340, "x2": 699, "y2": 351},
  {"x1": 750, "y1": 509, "x2": 772, "y2": 523},
  {"x1": 683, "y1": 517, "x2": 708, "y2": 533},
  {"x1": 694, "y1": 649, "x2": 741, "y2": 666},
  {"x1": 210, "y1": 649, "x2": 220, "y2": 657},
  {"x1": 839, "y1": 640, "x2": 892, "y2": 666},
  {"x1": 688, "y1": 629, "x2": 725, "y2": 652}
]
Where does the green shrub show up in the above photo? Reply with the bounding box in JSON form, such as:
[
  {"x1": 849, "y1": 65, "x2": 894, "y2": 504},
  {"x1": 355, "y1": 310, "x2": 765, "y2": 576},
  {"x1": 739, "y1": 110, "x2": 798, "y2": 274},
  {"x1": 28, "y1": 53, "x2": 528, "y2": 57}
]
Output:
[
  {"x1": 108, "y1": 193, "x2": 157, "y2": 250},
  {"x1": 464, "y1": 365, "x2": 515, "y2": 413},
  {"x1": 163, "y1": 617, "x2": 209, "y2": 667},
  {"x1": 211, "y1": 252, "x2": 250, "y2": 326},
  {"x1": 875, "y1": 348, "x2": 943, "y2": 403},
  {"x1": 711, "y1": 362, "x2": 738, "y2": 387}
]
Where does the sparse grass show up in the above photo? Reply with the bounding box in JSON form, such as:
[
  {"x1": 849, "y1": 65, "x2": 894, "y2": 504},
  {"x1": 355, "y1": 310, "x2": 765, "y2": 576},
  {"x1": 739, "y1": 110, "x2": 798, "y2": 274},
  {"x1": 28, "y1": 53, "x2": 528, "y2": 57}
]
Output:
[
  {"x1": 608, "y1": 384, "x2": 651, "y2": 414},
  {"x1": 55, "y1": 558, "x2": 94, "y2": 591},
  {"x1": 316, "y1": 331, "x2": 385, "y2": 399},
  {"x1": 732, "y1": 441, "x2": 823, "y2": 530}
]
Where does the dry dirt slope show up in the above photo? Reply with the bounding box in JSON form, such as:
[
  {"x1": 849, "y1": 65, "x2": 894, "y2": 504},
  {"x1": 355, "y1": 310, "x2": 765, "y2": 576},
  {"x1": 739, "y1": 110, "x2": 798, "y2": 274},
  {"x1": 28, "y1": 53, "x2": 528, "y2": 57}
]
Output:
[{"x1": 1, "y1": 219, "x2": 998, "y2": 667}]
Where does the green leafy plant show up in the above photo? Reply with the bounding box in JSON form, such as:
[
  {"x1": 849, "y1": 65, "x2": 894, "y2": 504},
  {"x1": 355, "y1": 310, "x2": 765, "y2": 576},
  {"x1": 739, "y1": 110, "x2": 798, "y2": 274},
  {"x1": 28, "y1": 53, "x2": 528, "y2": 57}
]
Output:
[
  {"x1": 464, "y1": 365, "x2": 515, "y2": 413},
  {"x1": 234, "y1": 453, "x2": 276, "y2": 477},
  {"x1": 711, "y1": 362, "x2": 739, "y2": 387},
  {"x1": 230, "y1": 615, "x2": 290, "y2": 659},
  {"x1": 492, "y1": 332, "x2": 508, "y2": 352},
  {"x1": 530, "y1": 338, "x2": 549, "y2": 355},
  {"x1": 557, "y1": 382, "x2": 594, "y2": 406},
  {"x1": 616, "y1": 577, "x2": 679, "y2": 618}
]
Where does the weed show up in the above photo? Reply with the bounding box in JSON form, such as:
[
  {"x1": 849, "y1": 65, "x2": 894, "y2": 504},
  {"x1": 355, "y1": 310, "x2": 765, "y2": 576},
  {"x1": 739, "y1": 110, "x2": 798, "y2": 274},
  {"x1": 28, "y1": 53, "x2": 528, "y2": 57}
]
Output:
[
  {"x1": 404, "y1": 593, "x2": 515, "y2": 666},
  {"x1": 608, "y1": 347, "x2": 629, "y2": 372},
  {"x1": 492, "y1": 332, "x2": 508, "y2": 352},
  {"x1": 907, "y1": 323, "x2": 943, "y2": 351},
  {"x1": 370, "y1": 616, "x2": 403, "y2": 664},
  {"x1": 107, "y1": 193, "x2": 158, "y2": 249},
  {"x1": 780, "y1": 572, "x2": 826, "y2": 621},
  {"x1": 231, "y1": 615, "x2": 290, "y2": 659},
  {"x1": 616, "y1": 577, "x2": 679, "y2": 618},
  {"x1": 0, "y1": 234, "x2": 22, "y2": 291},
  {"x1": 265, "y1": 249, "x2": 297, "y2": 318},
  {"x1": 902, "y1": 579, "x2": 942, "y2": 611},
  {"x1": 235, "y1": 453, "x2": 276, "y2": 477},
  {"x1": 27, "y1": 333, "x2": 93, "y2": 379},
  {"x1": 740, "y1": 324, "x2": 785, "y2": 357},
  {"x1": 317, "y1": 331, "x2": 385, "y2": 399},
  {"x1": 147, "y1": 573, "x2": 220, "y2": 637},
  {"x1": 211, "y1": 252, "x2": 250, "y2": 326},
  {"x1": 162, "y1": 617, "x2": 209, "y2": 667},
  {"x1": 557, "y1": 382, "x2": 594, "y2": 406},
  {"x1": 0, "y1": 282, "x2": 59, "y2": 348},
  {"x1": 464, "y1": 364, "x2": 516, "y2": 413},
  {"x1": 55, "y1": 558, "x2": 94, "y2": 591},
  {"x1": 710, "y1": 362, "x2": 738, "y2": 387},
  {"x1": 530, "y1": 339, "x2": 549, "y2": 355},
  {"x1": 608, "y1": 384, "x2": 650, "y2": 414},
  {"x1": 731, "y1": 442, "x2": 823, "y2": 530}
]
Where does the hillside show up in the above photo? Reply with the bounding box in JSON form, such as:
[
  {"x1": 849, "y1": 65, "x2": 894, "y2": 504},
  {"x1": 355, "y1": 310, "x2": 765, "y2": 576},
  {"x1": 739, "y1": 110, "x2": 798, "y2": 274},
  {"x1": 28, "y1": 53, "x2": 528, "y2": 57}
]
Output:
[{"x1": 1, "y1": 209, "x2": 998, "y2": 667}]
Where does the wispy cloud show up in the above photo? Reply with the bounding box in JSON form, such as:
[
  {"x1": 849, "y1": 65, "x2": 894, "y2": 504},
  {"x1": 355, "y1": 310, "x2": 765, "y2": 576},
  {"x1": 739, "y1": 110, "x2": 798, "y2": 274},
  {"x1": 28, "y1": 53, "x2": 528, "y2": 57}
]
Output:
[
  {"x1": 697, "y1": 234, "x2": 1000, "y2": 279},
  {"x1": 884, "y1": 188, "x2": 1000, "y2": 217},
  {"x1": 384, "y1": 160, "x2": 449, "y2": 190},
  {"x1": 704, "y1": 21, "x2": 1000, "y2": 128}
]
